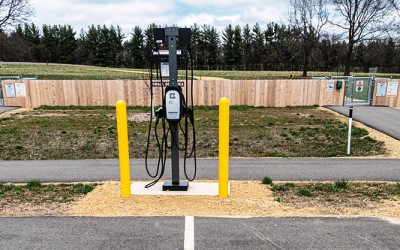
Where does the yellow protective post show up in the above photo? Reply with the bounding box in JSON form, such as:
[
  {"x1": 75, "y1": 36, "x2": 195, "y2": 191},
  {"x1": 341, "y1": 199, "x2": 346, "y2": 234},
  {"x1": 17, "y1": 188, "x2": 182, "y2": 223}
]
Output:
[
  {"x1": 116, "y1": 100, "x2": 131, "y2": 197},
  {"x1": 219, "y1": 97, "x2": 230, "y2": 198}
]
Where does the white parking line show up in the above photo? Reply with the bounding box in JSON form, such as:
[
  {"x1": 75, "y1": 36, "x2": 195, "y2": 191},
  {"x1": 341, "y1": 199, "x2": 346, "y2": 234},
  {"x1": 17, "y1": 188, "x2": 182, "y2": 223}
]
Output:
[{"x1": 184, "y1": 216, "x2": 194, "y2": 250}]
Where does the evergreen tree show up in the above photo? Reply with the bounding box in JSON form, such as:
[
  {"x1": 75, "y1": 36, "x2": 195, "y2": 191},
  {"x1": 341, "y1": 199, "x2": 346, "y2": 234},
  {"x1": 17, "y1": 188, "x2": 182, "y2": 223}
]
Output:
[
  {"x1": 242, "y1": 24, "x2": 252, "y2": 70},
  {"x1": 222, "y1": 24, "x2": 235, "y2": 69},
  {"x1": 190, "y1": 23, "x2": 203, "y2": 69},
  {"x1": 252, "y1": 23, "x2": 265, "y2": 70},
  {"x1": 201, "y1": 25, "x2": 220, "y2": 70},
  {"x1": 129, "y1": 26, "x2": 145, "y2": 68},
  {"x1": 23, "y1": 23, "x2": 41, "y2": 61},
  {"x1": 74, "y1": 29, "x2": 90, "y2": 65},
  {"x1": 85, "y1": 25, "x2": 100, "y2": 65},
  {"x1": 233, "y1": 25, "x2": 242, "y2": 70},
  {"x1": 42, "y1": 25, "x2": 59, "y2": 62},
  {"x1": 58, "y1": 25, "x2": 77, "y2": 64}
]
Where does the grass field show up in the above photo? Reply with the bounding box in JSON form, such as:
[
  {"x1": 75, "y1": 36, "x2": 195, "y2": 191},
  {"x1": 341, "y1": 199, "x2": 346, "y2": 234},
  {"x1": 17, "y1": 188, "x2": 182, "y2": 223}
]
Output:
[
  {"x1": 0, "y1": 180, "x2": 97, "y2": 216},
  {"x1": 0, "y1": 106, "x2": 385, "y2": 160},
  {"x1": 1, "y1": 63, "x2": 400, "y2": 80},
  {"x1": 269, "y1": 180, "x2": 400, "y2": 206},
  {"x1": 0, "y1": 63, "x2": 147, "y2": 80}
]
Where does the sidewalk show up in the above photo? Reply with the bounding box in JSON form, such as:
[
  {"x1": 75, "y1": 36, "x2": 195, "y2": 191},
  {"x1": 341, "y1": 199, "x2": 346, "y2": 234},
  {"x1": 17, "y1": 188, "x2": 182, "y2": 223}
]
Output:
[
  {"x1": 1, "y1": 158, "x2": 399, "y2": 183},
  {"x1": 0, "y1": 107, "x2": 19, "y2": 114}
]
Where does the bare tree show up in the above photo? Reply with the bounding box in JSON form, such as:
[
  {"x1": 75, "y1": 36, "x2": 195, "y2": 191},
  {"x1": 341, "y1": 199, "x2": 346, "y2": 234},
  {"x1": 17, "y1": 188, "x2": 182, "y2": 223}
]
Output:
[
  {"x1": 0, "y1": 0, "x2": 34, "y2": 29},
  {"x1": 289, "y1": 0, "x2": 328, "y2": 77},
  {"x1": 329, "y1": 0, "x2": 399, "y2": 75}
]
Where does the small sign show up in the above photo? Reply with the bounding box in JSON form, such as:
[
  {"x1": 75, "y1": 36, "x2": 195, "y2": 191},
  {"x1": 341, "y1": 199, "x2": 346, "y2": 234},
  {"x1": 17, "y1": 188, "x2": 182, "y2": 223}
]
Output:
[
  {"x1": 356, "y1": 80, "x2": 364, "y2": 92},
  {"x1": 376, "y1": 83, "x2": 387, "y2": 97},
  {"x1": 5, "y1": 83, "x2": 16, "y2": 98},
  {"x1": 160, "y1": 62, "x2": 169, "y2": 77},
  {"x1": 152, "y1": 81, "x2": 184, "y2": 87},
  {"x1": 327, "y1": 80, "x2": 334, "y2": 92},
  {"x1": 387, "y1": 82, "x2": 399, "y2": 97},
  {"x1": 15, "y1": 83, "x2": 27, "y2": 97}
]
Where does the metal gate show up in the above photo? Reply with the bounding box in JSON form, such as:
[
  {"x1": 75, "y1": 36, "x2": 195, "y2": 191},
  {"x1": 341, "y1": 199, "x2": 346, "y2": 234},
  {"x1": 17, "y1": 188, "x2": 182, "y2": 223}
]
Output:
[
  {"x1": 343, "y1": 77, "x2": 375, "y2": 105},
  {"x1": 0, "y1": 81, "x2": 3, "y2": 106}
]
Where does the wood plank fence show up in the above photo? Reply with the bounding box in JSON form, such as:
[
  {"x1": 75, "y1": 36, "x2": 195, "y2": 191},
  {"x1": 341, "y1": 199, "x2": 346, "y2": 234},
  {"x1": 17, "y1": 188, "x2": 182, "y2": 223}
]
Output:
[
  {"x1": 1, "y1": 79, "x2": 349, "y2": 108},
  {"x1": 372, "y1": 80, "x2": 400, "y2": 107}
]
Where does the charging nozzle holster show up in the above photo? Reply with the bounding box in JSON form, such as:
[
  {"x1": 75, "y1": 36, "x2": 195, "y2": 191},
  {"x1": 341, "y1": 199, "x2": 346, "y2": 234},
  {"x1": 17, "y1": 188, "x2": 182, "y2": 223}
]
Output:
[{"x1": 164, "y1": 85, "x2": 185, "y2": 123}]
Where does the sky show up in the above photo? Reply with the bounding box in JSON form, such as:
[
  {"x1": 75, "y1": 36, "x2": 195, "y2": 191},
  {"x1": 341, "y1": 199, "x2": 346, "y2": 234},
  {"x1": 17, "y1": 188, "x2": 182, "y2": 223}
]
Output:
[{"x1": 30, "y1": 0, "x2": 290, "y2": 37}]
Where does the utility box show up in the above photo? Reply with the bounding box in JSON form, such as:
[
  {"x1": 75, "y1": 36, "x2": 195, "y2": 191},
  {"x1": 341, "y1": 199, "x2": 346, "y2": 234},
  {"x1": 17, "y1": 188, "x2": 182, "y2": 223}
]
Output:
[{"x1": 336, "y1": 80, "x2": 343, "y2": 90}]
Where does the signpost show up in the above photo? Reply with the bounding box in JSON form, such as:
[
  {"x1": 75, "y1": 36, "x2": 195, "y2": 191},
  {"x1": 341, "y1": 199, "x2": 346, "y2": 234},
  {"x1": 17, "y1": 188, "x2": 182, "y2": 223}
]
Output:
[{"x1": 347, "y1": 106, "x2": 353, "y2": 155}]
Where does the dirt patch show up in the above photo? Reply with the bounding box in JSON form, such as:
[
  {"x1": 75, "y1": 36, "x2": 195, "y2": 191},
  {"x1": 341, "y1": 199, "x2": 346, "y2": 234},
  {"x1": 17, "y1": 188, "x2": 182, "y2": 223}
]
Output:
[
  {"x1": 0, "y1": 182, "x2": 96, "y2": 217},
  {"x1": 0, "y1": 108, "x2": 32, "y2": 118},
  {"x1": 65, "y1": 181, "x2": 400, "y2": 218},
  {"x1": 1, "y1": 202, "x2": 72, "y2": 217},
  {"x1": 15, "y1": 112, "x2": 69, "y2": 118},
  {"x1": 108, "y1": 113, "x2": 150, "y2": 122}
]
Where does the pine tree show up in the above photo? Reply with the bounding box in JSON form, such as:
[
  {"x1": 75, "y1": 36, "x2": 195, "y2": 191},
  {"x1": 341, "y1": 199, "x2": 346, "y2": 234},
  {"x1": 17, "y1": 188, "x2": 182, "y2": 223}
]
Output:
[
  {"x1": 129, "y1": 26, "x2": 145, "y2": 68},
  {"x1": 58, "y1": 25, "x2": 77, "y2": 64},
  {"x1": 222, "y1": 24, "x2": 235, "y2": 70}
]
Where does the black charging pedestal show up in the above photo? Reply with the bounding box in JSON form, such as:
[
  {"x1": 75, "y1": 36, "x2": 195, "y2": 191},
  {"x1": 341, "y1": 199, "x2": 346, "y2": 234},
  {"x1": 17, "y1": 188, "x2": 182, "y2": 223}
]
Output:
[{"x1": 160, "y1": 27, "x2": 191, "y2": 191}]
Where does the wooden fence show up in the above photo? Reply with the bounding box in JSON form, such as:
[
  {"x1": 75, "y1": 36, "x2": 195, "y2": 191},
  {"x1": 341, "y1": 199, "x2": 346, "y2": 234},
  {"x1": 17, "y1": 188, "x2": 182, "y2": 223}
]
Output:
[
  {"x1": 372, "y1": 80, "x2": 400, "y2": 107},
  {"x1": 2, "y1": 79, "x2": 346, "y2": 108}
]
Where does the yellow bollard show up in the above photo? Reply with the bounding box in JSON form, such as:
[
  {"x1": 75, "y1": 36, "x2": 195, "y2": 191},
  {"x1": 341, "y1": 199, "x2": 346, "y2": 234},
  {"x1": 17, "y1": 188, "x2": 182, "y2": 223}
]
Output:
[
  {"x1": 219, "y1": 97, "x2": 230, "y2": 198},
  {"x1": 116, "y1": 100, "x2": 131, "y2": 197}
]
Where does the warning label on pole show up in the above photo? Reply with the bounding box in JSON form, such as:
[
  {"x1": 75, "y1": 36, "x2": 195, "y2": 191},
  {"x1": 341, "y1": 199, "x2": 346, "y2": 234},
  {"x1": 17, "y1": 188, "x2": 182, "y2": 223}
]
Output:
[{"x1": 356, "y1": 80, "x2": 364, "y2": 92}]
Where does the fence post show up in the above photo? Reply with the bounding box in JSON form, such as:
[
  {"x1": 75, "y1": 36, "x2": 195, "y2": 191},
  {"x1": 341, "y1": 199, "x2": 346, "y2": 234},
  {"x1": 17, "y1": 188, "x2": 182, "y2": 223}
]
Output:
[
  {"x1": 219, "y1": 97, "x2": 230, "y2": 198},
  {"x1": 347, "y1": 106, "x2": 353, "y2": 155},
  {"x1": 116, "y1": 100, "x2": 131, "y2": 197}
]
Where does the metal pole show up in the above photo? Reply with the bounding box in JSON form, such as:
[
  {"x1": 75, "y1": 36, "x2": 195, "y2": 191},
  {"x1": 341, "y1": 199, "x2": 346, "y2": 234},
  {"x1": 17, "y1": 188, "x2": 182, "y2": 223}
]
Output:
[
  {"x1": 116, "y1": 100, "x2": 131, "y2": 197},
  {"x1": 347, "y1": 106, "x2": 353, "y2": 155},
  {"x1": 166, "y1": 27, "x2": 180, "y2": 184},
  {"x1": 219, "y1": 97, "x2": 230, "y2": 198}
]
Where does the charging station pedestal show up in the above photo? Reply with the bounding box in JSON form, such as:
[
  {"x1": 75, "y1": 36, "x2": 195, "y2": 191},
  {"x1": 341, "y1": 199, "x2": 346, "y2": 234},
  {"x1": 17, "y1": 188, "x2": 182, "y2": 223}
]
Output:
[{"x1": 154, "y1": 27, "x2": 191, "y2": 191}]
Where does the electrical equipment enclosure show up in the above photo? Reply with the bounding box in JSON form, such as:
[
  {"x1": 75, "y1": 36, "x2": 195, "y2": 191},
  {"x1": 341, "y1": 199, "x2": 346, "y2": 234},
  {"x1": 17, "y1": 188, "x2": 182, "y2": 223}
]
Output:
[
  {"x1": 336, "y1": 80, "x2": 343, "y2": 90},
  {"x1": 165, "y1": 85, "x2": 183, "y2": 122}
]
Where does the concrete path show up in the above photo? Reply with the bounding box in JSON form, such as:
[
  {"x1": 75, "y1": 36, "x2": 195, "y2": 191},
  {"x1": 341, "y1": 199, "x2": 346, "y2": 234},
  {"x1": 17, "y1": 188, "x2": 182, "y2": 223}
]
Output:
[
  {"x1": 1, "y1": 158, "x2": 400, "y2": 183},
  {"x1": 0, "y1": 217, "x2": 399, "y2": 250},
  {"x1": 0, "y1": 107, "x2": 19, "y2": 114},
  {"x1": 326, "y1": 106, "x2": 400, "y2": 140}
]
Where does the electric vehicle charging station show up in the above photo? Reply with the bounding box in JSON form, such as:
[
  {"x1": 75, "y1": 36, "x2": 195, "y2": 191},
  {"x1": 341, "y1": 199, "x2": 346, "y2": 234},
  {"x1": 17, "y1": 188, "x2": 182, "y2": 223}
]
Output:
[{"x1": 145, "y1": 27, "x2": 197, "y2": 191}]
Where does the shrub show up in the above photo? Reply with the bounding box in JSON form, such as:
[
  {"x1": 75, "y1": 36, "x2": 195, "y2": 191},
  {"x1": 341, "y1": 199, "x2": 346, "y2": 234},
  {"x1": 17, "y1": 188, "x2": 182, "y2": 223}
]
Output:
[
  {"x1": 298, "y1": 188, "x2": 312, "y2": 197},
  {"x1": 271, "y1": 183, "x2": 295, "y2": 191},
  {"x1": 332, "y1": 179, "x2": 349, "y2": 191},
  {"x1": 262, "y1": 176, "x2": 273, "y2": 185},
  {"x1": 26, "y1": 180, "x2": 42, "y2": 189}
]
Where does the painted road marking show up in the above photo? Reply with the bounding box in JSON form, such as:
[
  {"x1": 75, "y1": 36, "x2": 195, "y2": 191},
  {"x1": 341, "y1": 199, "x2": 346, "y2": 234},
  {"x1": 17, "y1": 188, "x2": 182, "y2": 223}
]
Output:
[{"x1": 184, "y1": 216, "x2": 194, "y2": 250}]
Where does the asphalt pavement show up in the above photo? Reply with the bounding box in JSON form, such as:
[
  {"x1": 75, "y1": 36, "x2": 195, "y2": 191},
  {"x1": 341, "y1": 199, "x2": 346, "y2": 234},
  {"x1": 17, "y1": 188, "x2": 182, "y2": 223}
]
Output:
[
  {"x1": 0, "y1": 106, "x2": 19, "y2": 113},
  {"x1": 1, "y1": 106, "x2": 400, "y2": 249},
  {"x1": 326, "y1": 106, "x2": 400, "y2": 140},
  {"x1": 1, "y1": 158, "x2": 400, "y2": 183},
  {"x1": 0, "y1": 217, "x2": 399, "y2": 250}
]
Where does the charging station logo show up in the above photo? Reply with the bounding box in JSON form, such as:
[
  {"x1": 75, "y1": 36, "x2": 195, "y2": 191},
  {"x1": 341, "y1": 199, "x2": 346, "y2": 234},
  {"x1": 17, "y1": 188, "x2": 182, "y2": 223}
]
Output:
[{"x1": 170, "y1": 93, "x2": 176, "y2": 99}]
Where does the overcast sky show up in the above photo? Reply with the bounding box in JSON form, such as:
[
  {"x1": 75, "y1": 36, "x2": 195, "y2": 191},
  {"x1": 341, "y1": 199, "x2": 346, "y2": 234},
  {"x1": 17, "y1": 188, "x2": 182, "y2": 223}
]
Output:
[{"x1": 30, "y1": 0, "x2": 290, "y2": 36}]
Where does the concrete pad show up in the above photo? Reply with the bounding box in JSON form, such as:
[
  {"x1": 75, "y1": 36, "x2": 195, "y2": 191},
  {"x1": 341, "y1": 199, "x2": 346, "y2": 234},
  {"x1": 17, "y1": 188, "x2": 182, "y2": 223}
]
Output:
[{"x1": 131, "y1": 181, "x2": 230, "y2": 196}]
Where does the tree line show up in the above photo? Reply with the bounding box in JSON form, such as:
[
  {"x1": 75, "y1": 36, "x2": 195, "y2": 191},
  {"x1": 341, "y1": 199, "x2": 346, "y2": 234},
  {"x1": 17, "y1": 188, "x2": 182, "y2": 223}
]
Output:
[
  {"x1": 0, "y1": 22, "x2": 399, "y2": 75},
  {"x1": 1, "y1": 0, "x2": 399, "y2": 76}
]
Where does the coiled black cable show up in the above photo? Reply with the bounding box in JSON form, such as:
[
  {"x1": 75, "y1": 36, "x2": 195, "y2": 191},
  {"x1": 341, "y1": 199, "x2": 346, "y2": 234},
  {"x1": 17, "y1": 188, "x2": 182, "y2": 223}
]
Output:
[
  {"x1": 144, "y1": 39, "x2": 197, "y2": 187},
  {"x1": 183, "y1": 45, "x2": 197, "y2": 181}
]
